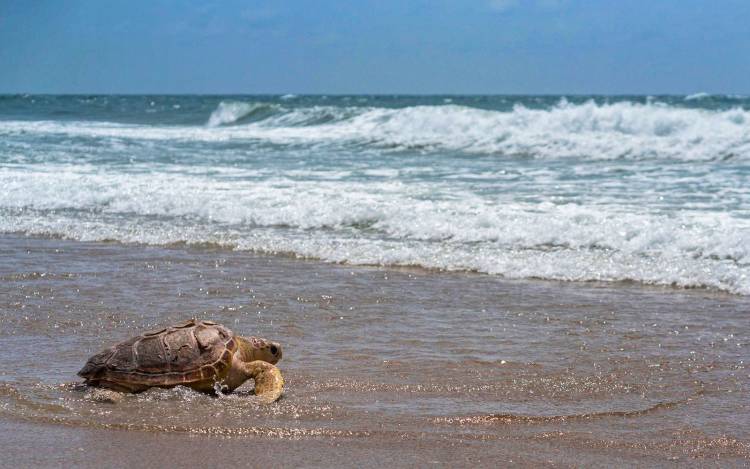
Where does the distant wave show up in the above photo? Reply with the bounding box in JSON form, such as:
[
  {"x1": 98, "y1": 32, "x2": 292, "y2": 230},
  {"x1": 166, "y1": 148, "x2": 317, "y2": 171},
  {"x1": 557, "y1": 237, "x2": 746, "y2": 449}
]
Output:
[
  {"x1": 685, "y1": 92, "x2": 711, "y2": 101},
  {"x1": 3, "y1": 100, "x2": 749, "y2": 161},
  {"x1": 206, "y1": 101, "x2": 281, "y2": 126}
]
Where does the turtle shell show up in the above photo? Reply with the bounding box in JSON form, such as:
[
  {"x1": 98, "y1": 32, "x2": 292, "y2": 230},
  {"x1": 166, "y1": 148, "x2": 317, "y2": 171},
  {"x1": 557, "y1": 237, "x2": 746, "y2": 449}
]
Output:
[{"x1": 78, "y1": 319, "x2": 237, "y2": 392}]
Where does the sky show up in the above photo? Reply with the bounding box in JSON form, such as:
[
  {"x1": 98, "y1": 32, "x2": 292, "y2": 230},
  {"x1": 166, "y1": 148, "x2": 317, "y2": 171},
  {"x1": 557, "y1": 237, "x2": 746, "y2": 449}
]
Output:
[{"x1": 0, "y1": 0, "x2": 748, "y2": 94}]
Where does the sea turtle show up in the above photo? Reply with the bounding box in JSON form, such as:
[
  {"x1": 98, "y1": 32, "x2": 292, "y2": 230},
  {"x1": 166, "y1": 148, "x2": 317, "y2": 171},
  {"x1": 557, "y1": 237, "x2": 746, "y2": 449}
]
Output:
[{"x1": 78, "y1": 319, "x2": 284, "y2": 403}]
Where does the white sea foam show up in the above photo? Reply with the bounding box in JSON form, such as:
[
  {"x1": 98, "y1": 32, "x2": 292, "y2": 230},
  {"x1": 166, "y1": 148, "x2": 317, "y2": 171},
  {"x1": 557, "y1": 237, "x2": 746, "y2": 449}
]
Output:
[
  {"x1": 1, "y1": 167, "x2": 748, "y2": 294},
  {"x1": 2, "y1": 100, "x2": 749, "y2": 160}
]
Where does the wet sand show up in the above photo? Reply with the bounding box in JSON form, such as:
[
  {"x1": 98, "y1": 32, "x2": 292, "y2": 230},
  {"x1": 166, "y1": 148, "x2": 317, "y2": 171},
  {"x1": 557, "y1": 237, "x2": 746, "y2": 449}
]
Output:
[{"x1": 1, "y1": 234, "x2": 748, "y2": 467}]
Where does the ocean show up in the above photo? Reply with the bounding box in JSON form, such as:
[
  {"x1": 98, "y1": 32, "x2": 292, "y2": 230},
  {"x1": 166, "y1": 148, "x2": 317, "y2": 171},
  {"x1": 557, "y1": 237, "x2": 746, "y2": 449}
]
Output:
[
  {"x1": 1, "y1": 95, "x2": 750, "y2": 466},
  {"x1": 2, "y1": 94, "x2": 748, "y2": 295}
]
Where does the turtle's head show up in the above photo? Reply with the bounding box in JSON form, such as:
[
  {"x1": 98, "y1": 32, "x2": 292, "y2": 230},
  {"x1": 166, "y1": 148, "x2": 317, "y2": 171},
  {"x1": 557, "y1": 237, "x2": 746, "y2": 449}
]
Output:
[{"x1": 237, "y1": 336, "x2": 282, "y2": 364}]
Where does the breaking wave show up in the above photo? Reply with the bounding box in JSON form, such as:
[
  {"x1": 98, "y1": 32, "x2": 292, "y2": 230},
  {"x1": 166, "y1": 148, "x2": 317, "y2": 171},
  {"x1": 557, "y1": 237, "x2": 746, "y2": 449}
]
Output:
[
  {"x1": 1, "y1": 167, "x2": 748, "y2": 295},
  {"x1": 684, "y1": 92, "x2": 711, "y2": 101},
  {"x1": 206, "y1": 101, "x2": 281, "y2": 127},
  {"x1": 2, "y1": 99, "x2": 749, "y2": 160}
]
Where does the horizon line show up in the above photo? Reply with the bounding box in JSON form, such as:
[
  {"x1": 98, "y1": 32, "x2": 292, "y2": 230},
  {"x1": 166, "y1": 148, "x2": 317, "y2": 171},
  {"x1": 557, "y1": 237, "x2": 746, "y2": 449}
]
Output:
[{"x1": 0, "y1": 91, "x2": 744, "y2": 97}]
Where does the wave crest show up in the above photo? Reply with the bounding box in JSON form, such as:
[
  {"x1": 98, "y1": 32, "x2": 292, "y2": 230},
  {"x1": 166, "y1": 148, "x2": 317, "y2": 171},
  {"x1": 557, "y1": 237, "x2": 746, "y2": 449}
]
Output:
[
  {"x1": 4, "y1": 100, "x2": 749, "y2": 161},
  {"x1": 206, "y1": 101, "x2": 280, "y2": 127},
  {"x1": 320, "y1": 100, "x2": 750, "y2": 160}
]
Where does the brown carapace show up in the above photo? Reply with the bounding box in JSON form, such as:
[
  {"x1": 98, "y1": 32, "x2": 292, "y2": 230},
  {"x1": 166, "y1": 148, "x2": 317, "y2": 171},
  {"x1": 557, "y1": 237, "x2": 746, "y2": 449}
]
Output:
[{"x1": 78, "y1": 319, "x2": 284, "y2": 402}]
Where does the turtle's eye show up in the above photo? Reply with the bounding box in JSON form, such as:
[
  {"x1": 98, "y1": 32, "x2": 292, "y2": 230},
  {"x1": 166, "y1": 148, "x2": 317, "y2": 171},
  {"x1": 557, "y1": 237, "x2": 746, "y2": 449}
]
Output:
[{"x1": 270, "y1": 345, "x2": 278, "y2": 355}]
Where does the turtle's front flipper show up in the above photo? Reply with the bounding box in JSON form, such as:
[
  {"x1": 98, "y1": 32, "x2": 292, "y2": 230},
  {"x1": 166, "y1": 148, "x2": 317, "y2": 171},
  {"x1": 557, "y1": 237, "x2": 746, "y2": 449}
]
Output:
[{"x1": 241, "y1": 361, "x2": 284, "y2": 403}]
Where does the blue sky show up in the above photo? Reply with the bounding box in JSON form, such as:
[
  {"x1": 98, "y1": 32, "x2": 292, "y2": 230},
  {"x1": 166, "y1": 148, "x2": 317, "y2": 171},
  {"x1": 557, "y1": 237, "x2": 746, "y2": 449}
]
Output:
[{"x1": 1, "y1": 0, "x2": 748, "y2": 94}]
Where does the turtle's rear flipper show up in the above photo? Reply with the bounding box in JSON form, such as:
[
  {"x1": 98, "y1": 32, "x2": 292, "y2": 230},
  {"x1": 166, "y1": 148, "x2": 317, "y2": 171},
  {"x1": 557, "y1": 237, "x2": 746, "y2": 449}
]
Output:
[
  {"x1": 244, "y1": 361, "x2": 284, "y2": 403},
  {"x1": 85, "y1": 388, "x2": 125, "y2": 404}
]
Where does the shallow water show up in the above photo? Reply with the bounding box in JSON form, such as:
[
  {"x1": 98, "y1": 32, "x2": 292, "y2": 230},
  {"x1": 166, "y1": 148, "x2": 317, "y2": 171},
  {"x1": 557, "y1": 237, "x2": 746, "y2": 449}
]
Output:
[{"x1": 1, "y1": 234, "x2": 748, "y2": 466}]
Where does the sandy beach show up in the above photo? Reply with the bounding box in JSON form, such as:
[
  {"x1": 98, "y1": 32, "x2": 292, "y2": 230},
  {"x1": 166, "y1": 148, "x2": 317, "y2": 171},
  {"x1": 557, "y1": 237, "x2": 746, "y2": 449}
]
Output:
[{"x1": 1, "y1": 234, "x2": 748, "y2": 467}]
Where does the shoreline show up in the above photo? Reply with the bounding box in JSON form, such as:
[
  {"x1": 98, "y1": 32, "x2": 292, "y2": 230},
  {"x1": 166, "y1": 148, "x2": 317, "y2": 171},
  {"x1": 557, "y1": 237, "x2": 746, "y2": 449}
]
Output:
[{"x1": 3, "y1": 231, "x2": 743, "y2": 299}]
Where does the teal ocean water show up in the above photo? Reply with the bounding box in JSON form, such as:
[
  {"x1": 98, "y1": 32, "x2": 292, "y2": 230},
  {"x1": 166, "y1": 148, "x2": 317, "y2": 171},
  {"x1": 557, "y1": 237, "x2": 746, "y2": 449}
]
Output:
[{"x1": 1, "y1": 94, "x2": 749, "y2": 294}]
